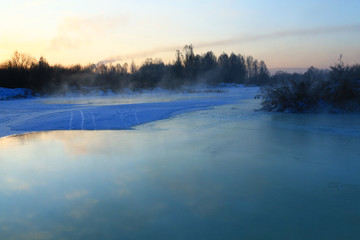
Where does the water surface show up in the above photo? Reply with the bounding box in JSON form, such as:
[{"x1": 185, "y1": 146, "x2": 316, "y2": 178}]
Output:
[{"x1": 1, "y1": 101, "x2": 360, "y2": 240}]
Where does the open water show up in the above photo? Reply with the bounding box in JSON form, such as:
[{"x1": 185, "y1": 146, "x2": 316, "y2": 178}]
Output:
[{"x1": 1, "y1": 99, "x2": 360, "y2": 239}]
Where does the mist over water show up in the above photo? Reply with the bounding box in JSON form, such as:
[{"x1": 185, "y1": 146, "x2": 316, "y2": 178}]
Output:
[{"x1": 1, "y1": 101, "x2": 360, "y2": 239}]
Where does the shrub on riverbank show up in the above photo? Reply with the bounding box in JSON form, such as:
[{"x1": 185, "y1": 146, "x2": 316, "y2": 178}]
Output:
[{"x1": 261, "y1": 59, "x2": 360, "y2": 113}]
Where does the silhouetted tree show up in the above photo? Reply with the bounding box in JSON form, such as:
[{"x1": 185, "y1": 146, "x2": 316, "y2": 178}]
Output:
[
  {"x1": 183, "y1": 44, "x2": 195, "y2": 69},
  {"x1": 258, "y1": 61, "x2": 270, "y2": 84},
  {"x1": 228, "y1": 53, "x2": 247, "y2": 84},
  {"x1": 5, "y1": 51, "x2": 36, "y2": 69},
  {"x1": 134, "y1": 58, "x2": 165, "y2": 89},
  {"x1": 201, "y1": 51, "x2": 217, "y2": 71},
  {"x1": 130, "y1": 60, "x2": 137, "y2": 74},
  {"x1": 122, "y1": 63, "x2": 128, "y2": 74}
]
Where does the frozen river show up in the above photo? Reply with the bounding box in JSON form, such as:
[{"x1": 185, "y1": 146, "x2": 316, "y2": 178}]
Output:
[{"x1": 1, "y1": 95, "x2": 360, "y2": 239}]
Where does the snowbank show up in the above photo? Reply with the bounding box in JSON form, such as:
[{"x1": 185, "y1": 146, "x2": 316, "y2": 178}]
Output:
[
  {"x1": 0, "y1": 86, "x2": 259, "y2": 138},
  {"x1": 0, "y1": 87, "x2": 32, "y2": 100}
]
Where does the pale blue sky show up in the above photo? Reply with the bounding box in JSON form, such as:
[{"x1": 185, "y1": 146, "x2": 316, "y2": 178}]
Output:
[{"x1": 0, "y1": 0, "x2": 359, "y2": 68}]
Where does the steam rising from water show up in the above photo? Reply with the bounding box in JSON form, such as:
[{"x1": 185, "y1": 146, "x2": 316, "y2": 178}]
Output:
[
  {"x1": 97, "y1": 24, "x2": 360, "y2": 65},
  {"x1": 97, "y1": 46, "x2": 178, "y2": 65}
]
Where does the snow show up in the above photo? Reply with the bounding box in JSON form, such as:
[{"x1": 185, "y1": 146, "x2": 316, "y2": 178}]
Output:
[
  {"x1": 0, "y1": 87, "x2": 32, "y2": 100},
  {"x1": 0, "y1": 85, "x2": 259, "y2": 138}
]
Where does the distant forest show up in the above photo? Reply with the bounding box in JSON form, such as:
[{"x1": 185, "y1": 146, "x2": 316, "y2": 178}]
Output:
[{"x1": 0, "y1": 45, "x2": 270, "y2": 94}]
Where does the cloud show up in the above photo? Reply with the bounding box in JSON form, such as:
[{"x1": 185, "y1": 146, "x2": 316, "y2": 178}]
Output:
[
  {"x1": 50, "y1": 15, "x2": 128, "y2": 51},
  {"x1": 195, "y1": 24, "x2": 360, "y2": 48},
  {"x1": 97, "y1": 23, "x2": 360, "y2": 64}
]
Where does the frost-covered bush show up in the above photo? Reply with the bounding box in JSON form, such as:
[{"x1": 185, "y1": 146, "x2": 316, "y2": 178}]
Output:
[
  {"x1": 0, "y1": 87, "x2": 32, "y2": 100},
  {"x1": 261, "y1": 62, "x2": 360, "y2": 113}
]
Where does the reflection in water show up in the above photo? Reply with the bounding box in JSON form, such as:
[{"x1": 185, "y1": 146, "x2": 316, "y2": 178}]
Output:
[
  {"x1": 0, "y1": 131, "x2": 122, "y2": 156},
  {"x1": 1, "y1": 103, "x2": 360, "y2": 239}
]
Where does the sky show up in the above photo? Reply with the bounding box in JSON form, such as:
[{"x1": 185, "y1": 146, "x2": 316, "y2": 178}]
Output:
[{"x1": 0, "y1": 0, "x2": 359, "y2": 69}]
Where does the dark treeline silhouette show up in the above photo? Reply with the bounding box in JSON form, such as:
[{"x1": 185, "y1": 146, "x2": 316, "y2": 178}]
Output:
[
  {"x1": 0, "y1": 45, "x2": 270, "y2": 95},
  {"x1": 261, "y1": 56, "x2": 360, "y2": 113}
]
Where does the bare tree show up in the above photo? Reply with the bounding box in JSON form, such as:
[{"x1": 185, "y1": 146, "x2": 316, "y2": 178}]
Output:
[
  {"x1": 183, "y1": 44, "x2": 195, "y2": 68},
  {"x1": 6, "y1": 51, "x2": 36, "y2": 69},
  {"x1": 130, "y1": 60, "x2": 137, "y2": 74}
]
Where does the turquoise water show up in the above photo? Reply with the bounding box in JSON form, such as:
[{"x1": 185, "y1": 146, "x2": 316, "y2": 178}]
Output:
[{"x1": 1, "y1": 100, "x2": 360, "y2": 240}]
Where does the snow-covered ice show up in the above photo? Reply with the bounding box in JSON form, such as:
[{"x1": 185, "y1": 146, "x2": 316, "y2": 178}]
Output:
[{"x1": 0, "y1": 85, "x2": 259, "y2": 138}]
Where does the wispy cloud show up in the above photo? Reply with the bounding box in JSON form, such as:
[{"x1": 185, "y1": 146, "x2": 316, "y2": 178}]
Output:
[
  {"x1": 97, "y1": 24, "x2": 360, "y2": 64},
  {"x1": 50, "y1": 15, "x2": 128, "y2": 51},
  {"x1": 196, "y1": 24, "x2": 360, "y2": 48}
]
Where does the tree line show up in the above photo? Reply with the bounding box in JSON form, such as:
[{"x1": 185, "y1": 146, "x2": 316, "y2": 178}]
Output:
[{"x1": 0, "y1": 45, "x2": 270, "y2": 94}]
